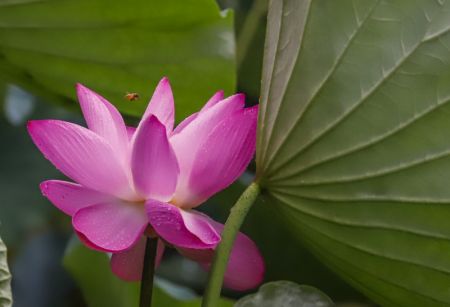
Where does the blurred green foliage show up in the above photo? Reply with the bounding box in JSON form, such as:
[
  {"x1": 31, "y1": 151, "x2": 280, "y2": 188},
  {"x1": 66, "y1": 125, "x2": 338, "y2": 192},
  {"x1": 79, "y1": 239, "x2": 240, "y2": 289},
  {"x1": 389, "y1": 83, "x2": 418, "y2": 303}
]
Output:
[
  {"x1": 0, "y1": 0, "x2": 235, "y2": 121},
  {"x1": 0, "y1": 100, "x2": 74, "y2": 248},
  {"x1": 64, "y1": 238, "x2": 233, "y2": 307},
  {"x1": 219, "y1": 0, "x2": 266, "y2": 100}
]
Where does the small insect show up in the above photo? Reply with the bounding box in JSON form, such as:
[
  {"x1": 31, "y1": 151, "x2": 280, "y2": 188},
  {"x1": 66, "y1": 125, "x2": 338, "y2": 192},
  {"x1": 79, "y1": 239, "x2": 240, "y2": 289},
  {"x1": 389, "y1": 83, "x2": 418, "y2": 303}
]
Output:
[{"x1": 124, "y1": 92, "x2": 140, "y2": 101}]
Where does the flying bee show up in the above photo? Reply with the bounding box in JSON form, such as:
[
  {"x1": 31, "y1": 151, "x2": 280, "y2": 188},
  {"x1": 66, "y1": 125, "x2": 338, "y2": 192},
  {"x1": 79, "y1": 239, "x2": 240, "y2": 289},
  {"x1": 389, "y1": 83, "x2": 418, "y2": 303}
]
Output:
[{"x1": 124, "y1": 92, "x2": 140, "y2": 101}]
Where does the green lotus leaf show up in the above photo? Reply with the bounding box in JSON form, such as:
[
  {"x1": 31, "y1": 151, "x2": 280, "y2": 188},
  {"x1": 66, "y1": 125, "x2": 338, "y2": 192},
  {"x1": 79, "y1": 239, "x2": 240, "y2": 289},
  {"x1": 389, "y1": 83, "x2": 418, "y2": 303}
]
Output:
[{"x1": 257, "y1": 1, "x2": 450, "y2": 306}]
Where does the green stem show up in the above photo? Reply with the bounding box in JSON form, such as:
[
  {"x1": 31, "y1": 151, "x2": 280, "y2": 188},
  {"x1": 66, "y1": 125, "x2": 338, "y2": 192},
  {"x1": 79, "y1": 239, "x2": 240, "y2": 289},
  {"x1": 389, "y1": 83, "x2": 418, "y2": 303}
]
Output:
[
  {"x1": 202, "y1": 182, "x2": 261, "y2": 307},
  {"x1": 139, "y1": 237, "x2": 158, "y2": 307}
]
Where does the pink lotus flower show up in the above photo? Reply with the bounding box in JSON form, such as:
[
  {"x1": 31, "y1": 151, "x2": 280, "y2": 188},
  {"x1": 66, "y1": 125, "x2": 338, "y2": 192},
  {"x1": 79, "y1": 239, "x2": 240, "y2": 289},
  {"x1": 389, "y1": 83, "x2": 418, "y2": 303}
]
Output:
[{"x1": 28, "y1": 77, "x2": 264, "y2": 290}]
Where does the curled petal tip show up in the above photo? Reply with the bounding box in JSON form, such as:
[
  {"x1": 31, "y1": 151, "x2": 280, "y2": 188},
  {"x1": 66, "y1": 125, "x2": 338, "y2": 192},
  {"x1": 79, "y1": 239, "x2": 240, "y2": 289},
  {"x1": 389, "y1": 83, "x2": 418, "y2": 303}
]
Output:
[
  {"x1": 39, "y1": 185, "x2": 49, "y2": 199},
  {"x1": 27, "y1": 119, "x2": 46, "y2": 136},
  {"x1": 157, "y1": 77, "x2": 172, "y2": 91},
  {"x1": 234, "y1": 93, "x2": 246, "y2": 101},
  {"x1": 141, "y1": 77, "x2": 175, "y2": 133},
  {"x1": 75, "y1": 83, "x2": 98, "y2": 99},
  {"x1": 213, "y1": 90, "x2": 224, "y2": 99},
  {"x1": 39, "y1": 181, "x2": 48, "y2": 196},
  {"x1": 245, "y1": 104, "x2": 259, "y2": 115},
  {"x1": 26, "y1": 119, "x2": 38, "y2": 129},
  {"x1": 224, "y1": 93, "x2": 246, "y2": 109},
  {"x1": 145, "y1": 114, "x2": 159, "y2": 123},
  {"x1": 75, "y1": 83, "x2": 90, "y2": 93},
  {"x1": 160, "y1": 76, "x2": 170, "y2": 84}
]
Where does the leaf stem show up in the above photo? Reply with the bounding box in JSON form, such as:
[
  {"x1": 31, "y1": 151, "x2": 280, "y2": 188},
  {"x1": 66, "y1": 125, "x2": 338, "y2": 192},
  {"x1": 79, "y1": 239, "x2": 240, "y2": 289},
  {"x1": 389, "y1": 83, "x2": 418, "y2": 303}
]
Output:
[
  {"x1": 139, "y1": 237, "x2": 158, "y2": 307},
  {"x1": 202, "y1": 182, "x2": 261, "y2": 307}
]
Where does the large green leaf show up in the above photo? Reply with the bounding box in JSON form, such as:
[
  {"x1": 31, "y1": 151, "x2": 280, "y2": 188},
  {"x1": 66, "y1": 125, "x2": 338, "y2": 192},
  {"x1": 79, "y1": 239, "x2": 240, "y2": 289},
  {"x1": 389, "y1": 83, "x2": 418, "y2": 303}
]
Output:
[
  {"x1": 0, "y1": 237, "x2": 12, "y2": 307},
  {"x1": 63, "y1": 238, "x2": 233, "y2": 307},
  {"x1": 257, "y1": 0, "x2": 450, "y2": 306},
  {"x1": 0, "y1": 0, "x2": 235, "y2": 120}
]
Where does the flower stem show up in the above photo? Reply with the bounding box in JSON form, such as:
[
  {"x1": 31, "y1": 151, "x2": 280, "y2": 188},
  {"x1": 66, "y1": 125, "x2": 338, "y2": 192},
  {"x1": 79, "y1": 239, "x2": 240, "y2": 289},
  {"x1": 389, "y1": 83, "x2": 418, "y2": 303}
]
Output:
[
  {"x1": 139, "y1": 237, "x2": 158, "y2": 307},
  {"x1": 202, "y1": 182, "x2": 261, "y2": 307}
]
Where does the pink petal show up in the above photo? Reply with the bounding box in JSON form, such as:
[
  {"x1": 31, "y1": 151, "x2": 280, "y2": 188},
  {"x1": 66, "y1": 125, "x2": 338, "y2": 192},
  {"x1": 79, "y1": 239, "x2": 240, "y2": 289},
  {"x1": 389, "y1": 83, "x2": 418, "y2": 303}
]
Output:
[
  {"x1": 175, "y1": 106, "x2": 258, "y2": 208},
  {"x1": 40, "y1": 180, "x2": 112, "y2": 216},
  {"x1": 28, "y1": 120, "x2": 134, "y2": 199},
  {"x1": 145, "y1": 200, "x2": 220, "y2": 249},
  {"x1": 110, "y1": 237, "x2": 165, "y2": 281},
  {"x1": 76, "y1": 84, "x2": 129, "y2": 162},
  {"x1": 131, "y1": 116, "x2": 179, "y2": 201},
  {"x1": 76, "y1": 230, "x2": 110, "y2": 252},
  {"x1": 126, "y1": 126, "x2": 136, "y2": 141},
  {"x1": 170, "y1": 94, "x2": 245, "y2": 205},
  {"x1": 200, "y1": 90, "x2": 224, "y2": 112},
  {"x1": 178, "y1": 220, "x2": 264, "y2": 291},
  {"x1": 172, "y1": 112, "x2": 198, "y2": 135},
  {"x1": 172, "y1": 90, "x2": 225, "y2": 135},
  {"x1": 141, "y1": 77, "x2": 174, "y2": 133},
  {"x1": 72, "y1": 201, "x2": 148, "y2": 252}
]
